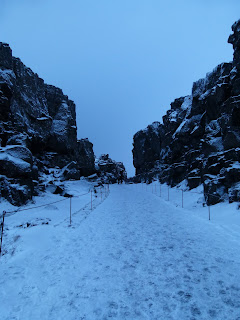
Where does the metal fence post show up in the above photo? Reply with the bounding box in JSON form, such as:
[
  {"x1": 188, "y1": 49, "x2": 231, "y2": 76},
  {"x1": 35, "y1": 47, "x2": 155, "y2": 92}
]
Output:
[
  {"x1": 91, "y1": 191, "x2": 93, "y2": 210},
  {"x1": 0, "y1": 211, "x2": 6, "y2": 257},
  {"x1": 182, "y1": 189, "x2": 184, "y2": 208},
  {"x1": 70, "y1": 197, "x2": 72, "y2": 225}
]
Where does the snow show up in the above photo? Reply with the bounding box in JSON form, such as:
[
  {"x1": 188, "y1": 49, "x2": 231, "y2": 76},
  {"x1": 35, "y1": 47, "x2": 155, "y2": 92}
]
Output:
[
  {"x1": 230, "y1": 66, "x2": 238, "y2": 80},
  {"x1": 207, "y1": 137, "x2": 224, "y2": 152},
  {"x1": 2, "y1": 145, "x2": 32, "y2": 163},
  {"x1": 227, "y1": 161, "x2": 240, "y2": 170},
  {"x1": 1, "y1": 181, "x2": 240, "y2": 319},
  {"x1": 172, "y1": 117, "x2": 188, "y2": 138},
  {"x1": 181, "y1": 96, "x2": 192, "y2": 111},
  {"x1": 0, "y1": 69, "x2": 16, "y2": 87},
  {"x1": 205, "y1": 119, "x2": 221, "y2": 136},
  {"x1": 192, "y1": 78, "x2": 205, "y2": 97},
  {"x1": 51, "y1": 103, "x2": 73, "y2": 135},
  {"x1": 37, "y1": 117, "x2": 51, "y2": 121},
  {"x1": 199, "y1": 87, "x2": 212, "y2": 100},
  {"x1": 150, "y1": 121, "x2": 161, "y2": 131},
  {"x1": 172, "y1": 97, "x2": 193, "y2": 138},
  {"x1": 141, "y1": 122, "x2": 161, "y2": 135},
  {"x1": 51, "y1": 119, "x2": 67, "y2": 135},
  {"x1": 190, "y1": 125, "x2": 199, "y2": 135},
  {"x1": 0, "y1": 152, "x2": 31, "y2": 171},
  {"x1": 168, "y1": 110, "x2": 178, "y2": 122}
]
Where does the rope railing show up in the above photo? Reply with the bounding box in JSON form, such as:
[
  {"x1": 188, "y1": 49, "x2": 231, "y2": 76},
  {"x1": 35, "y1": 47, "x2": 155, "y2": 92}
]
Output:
[
  {"x1": 1, "y1": 187, "x2": 107, "y2": 217},
  {"x1": 141, "y1": 182, "x2": 225, "y2": 221},
  {"x1": 0, "y1": 183, "x2": 110, "y2": 257},
  {"x1": 3, "y1": 197, "x2": 69, "y2": 216},
  {"x1": 0, "y1": 191, "x2": 92, "y2": 219},
  {"x1": 72, "y1": 185, "x2": 109, "y2": 216}
]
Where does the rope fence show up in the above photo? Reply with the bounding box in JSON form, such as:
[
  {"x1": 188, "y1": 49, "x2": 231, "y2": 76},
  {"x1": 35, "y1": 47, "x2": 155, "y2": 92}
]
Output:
[
  {"x1": 140, "y1": 182, "x2": 225, "y2": 222},
  {"x1": 0, "y1": 183, "x2": 110, "y2": 258}
]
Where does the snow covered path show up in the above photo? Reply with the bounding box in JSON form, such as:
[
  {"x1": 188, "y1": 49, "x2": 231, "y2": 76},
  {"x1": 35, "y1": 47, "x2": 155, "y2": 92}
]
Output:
[{"x1": 1, "y1": 184, "x2": 240, "y2": 319}]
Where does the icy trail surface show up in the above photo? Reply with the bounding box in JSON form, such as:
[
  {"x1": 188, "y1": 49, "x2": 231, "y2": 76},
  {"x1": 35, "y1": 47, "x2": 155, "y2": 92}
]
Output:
[{"x1": 1, "y1": 183, "x2": 240, "y2": 320}]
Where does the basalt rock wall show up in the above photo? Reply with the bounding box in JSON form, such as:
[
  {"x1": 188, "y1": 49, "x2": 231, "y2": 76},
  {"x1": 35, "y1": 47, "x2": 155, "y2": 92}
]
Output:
[
  {"x1": 96, "y1": 154, "x2": 127, "y2": 184},
  {"x1": 0, "y1": 43, "x2": 95, "y2": 205},
  {"x1": 133, "y1": 20, "x2": 240, "y2": 205}
]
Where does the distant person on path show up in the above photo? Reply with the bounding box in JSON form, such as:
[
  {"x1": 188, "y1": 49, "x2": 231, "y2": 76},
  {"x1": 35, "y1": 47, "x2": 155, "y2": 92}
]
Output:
[{"x1": 118, "y1": 170, "x2": 124, "y2": 184}]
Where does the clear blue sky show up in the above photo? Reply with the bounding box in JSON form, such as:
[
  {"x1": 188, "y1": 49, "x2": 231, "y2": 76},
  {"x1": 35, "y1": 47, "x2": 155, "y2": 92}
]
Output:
[{"x1": 1, "y1": 0, "x2": 240, "y2": 176}]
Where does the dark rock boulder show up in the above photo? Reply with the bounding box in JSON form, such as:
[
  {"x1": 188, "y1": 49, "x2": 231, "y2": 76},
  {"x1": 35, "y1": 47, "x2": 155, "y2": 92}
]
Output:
[
  {"x1": 60, "y1": 161, "x2": 81, "y2": 181},
  {"x1": 0, "y1": 146, "x2": 32, "y2": 179},
  {"x1": 96, "y1": 154, "x2": 127, "y2": 183},
  {"x1": 203, "y1": 175, "x2": 226, "y2": 205},
  {"x1": 76, "y1": 139, "x2": 95, "y2": 176},
  {"x1": 133, "y1": 122, "x2": 164, "y2": 175},
  {"x1": 0, "y1": 176, "x2": 33, "y2": 206},
  {"x1": 5, "y1": 145, "x2": 33, "y2": 164},
  {"x1": 0, "y1": 43, "x2": 13, "y2": 69},
  {"x1": 228, "y1": 19, "x2": 240, "y2": 71},
  {"x1": 228, "y1": 183, "x2": 240, "y2": 203}
]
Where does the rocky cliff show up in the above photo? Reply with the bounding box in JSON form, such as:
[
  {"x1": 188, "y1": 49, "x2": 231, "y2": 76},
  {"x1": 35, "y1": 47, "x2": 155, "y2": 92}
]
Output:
[
  {"x1": 133, "y1": 20, "x2": 240, "y2": 205},
  {"x1": 96, "y1": 154, "x2": 127, "y2": 184},
  {"x1": 0, "y1": 43, "x2": 95, "y2": 205}
]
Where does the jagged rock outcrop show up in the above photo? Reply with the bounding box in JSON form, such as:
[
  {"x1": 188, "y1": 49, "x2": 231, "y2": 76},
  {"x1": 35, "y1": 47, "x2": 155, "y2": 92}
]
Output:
[
  {"x1": 76, "y1": 139, "x2": 95, "y2": 176},
  {"x1": 133, "y1": 19, "x2": 240, "y2": 205},
  {"x1": 0, "y1": 43, "x2": 95, "y2": 205},
  {"x1": 96, "y1": 154, "x2": 127, "y2": 183}
]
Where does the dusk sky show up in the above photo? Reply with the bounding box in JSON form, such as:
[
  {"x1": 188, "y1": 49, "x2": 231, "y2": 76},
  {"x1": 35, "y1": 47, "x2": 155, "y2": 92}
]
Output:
[{"x1": 1, "y1": 0, "x2": 240, "y2": 176}]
